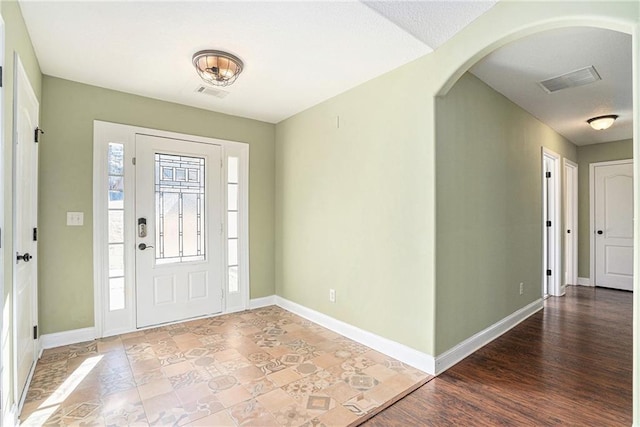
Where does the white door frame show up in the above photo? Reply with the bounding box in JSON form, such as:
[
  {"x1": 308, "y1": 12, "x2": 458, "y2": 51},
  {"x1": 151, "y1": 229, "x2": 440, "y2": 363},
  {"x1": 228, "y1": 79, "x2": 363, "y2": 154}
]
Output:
[
  {"x1": 563, "y1": 159, "x2": 578, "y2": 287},
  {"x1": 542, "y1": 148, "x2": 562, "y2": 297},
  {"x1": 590, "y1": 159, "x2": 633, "y2": 287},
  {"x1": 12, "y1": 53, "x2": 39, "y2": 414},
  {"x1": 0, "y1": 14, "x2": 8, "y2": 427},
  {"x1": 93, "y1": 121, "x2": 250, "y2": 338}
]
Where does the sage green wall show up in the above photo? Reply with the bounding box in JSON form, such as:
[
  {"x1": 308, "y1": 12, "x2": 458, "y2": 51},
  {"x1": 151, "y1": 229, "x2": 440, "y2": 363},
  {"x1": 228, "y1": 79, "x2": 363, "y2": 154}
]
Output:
[
  {"x1": 576, "y1": 139, "x2": 633, "y2": 278},
  {"x1": 39, "y1": 76, "x2": 275, "y2": 334},
  {"x1": 275, "y1": 58, "x2": 434, "y2": 354},
  {"x1": 1, "y1": 0, "x2": 42, "y2": 416},
  {"x1": 435, "y1": 72, "x2": 577, "y2": 354}
]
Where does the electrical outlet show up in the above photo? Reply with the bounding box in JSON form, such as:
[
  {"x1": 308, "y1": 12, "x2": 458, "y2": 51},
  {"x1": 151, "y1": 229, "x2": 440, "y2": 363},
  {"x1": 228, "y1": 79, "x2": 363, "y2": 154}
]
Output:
[
  {"x1": 519, "y1": 282, "x2": 524, "y2": 295},
  {"x1": 329, "y1": 289, "x2": 336, "y2": 303}
]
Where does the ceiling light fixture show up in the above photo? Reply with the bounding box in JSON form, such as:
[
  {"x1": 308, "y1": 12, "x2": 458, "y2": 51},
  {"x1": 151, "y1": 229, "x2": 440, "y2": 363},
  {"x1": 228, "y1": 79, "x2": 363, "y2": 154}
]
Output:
[
  {"x1": 192, "y1": 50, "x2": 244, "y2": 87},
  {"x1": 587, "y1": 114, "x2": 618, "y2": 130}
]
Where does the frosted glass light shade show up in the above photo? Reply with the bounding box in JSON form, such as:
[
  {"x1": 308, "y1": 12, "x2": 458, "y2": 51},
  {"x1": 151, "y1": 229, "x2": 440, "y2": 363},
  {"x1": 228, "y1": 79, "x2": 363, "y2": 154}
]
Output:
[{"x1": 587, "y1": 115, "x2": 618, "y2": 130}]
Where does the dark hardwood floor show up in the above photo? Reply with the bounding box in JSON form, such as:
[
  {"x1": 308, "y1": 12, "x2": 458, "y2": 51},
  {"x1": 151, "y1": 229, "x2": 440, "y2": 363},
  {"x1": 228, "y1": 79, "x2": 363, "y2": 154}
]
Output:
[{"x1": 365, "y1": 286, "x2": 633, "y2": 426}]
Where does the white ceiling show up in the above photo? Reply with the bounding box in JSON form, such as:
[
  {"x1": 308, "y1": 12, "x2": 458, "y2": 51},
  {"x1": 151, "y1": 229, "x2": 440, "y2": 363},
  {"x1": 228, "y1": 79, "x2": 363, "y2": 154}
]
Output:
[
  {"x1": 471, "y1": 27, "x2": 632, "y2": 146},
  {"x1": 18, "y1": 0, "x2": 496, "y2": 124}
]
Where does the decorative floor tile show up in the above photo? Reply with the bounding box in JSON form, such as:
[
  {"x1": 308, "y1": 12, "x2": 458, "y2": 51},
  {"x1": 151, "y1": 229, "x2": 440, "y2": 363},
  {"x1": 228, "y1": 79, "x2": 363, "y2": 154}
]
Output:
[
  {"x1": 207, "y1": 374, "x2": 238, "y2": 392},
  {"x1": 19, "y1": 305, "x2": 432, "y2": 426},
  {"x1": 243, "y1": 377, "x2": 276, "y2": 398},
  {"x1": 258, "y1": 358, "x2": 287, "y2": 375},
  {"x1": 65, "y1": 402, "x2": 100, "y2": 419},
  {"x1": 103, "y1": 403, "x2": 148, "y2": 426},
  {"x1": 342, "y1": 394, "x2": 380, "y2": 416},
  {"x1": 228, "y1": 398, "x2": 271, "y2": 426},
  {"x1": 272, "y1": 403, "x2": 312, "y2": 427}
]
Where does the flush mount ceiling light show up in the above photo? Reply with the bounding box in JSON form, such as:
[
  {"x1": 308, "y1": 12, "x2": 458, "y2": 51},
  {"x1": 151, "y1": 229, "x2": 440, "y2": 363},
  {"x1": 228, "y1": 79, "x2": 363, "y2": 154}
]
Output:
[
  {"x1": 587, "y1": 114, "x2": 618, "y2": 130},
  {"x1": 192, "y1": 50, "x2": 244, "y2": 87}
]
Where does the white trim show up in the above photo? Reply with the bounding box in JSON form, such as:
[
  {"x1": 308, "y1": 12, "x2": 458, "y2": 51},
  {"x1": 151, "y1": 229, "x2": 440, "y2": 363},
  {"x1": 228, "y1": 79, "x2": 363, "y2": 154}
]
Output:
[
  {"x1": 577, "y1": 277, "x2": 593, "y2": 287},
  {"x1": 274, "y1": 296, "x2": 436, "y2": 374},
  {"x1": 0, "y1": 15, "x2": 8, "y2": 427},
  {"x1": 39, "y1": 327, "x2": 96, "y2": 350},
  {"x1": 589, "y1": 159, "x2": 633, "y2": 289},
  {"x1": 249, "y1": 295, "x2": 277, "y2": 309},
  {"x1": 33, "y1": 295, "x2": 544, "y2": 380},
  {"x1": 434, "y1": 299, "x2": 543, "y2": 375},
  {"x1": 16, "y1": 363, "x2": 37, "y2": 421}
]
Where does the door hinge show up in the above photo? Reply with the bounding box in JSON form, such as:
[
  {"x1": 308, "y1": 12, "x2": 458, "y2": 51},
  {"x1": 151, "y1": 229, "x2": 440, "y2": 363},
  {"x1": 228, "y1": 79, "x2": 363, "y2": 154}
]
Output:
[
  {"x1": 220, "y1": 223, "x2": 224, "y2": 235},
  {"x1": 33, "y1": 227, "x2": 38, "y2": 241},
  {"x1": 33, "y1": 325, "x2": 38, "y2": 340},
  {"x1": 545, "y1": 171, "x2": 551, "y2": 178},
  {"x1": 0, "y1": 66, "x2": 3, "y2": 88},
  {"x1": 132, "y1": 157, "x2": 136, "y2": 165},
  {"x1": 546, "y1": 221, "x2": 551, "y2": 227},
  {"x1": 34, "y1": 127, "x2": 44, "y2": 143},
  {"x1": 546, "y1": 269, "x2": 552, "y2": 276}
]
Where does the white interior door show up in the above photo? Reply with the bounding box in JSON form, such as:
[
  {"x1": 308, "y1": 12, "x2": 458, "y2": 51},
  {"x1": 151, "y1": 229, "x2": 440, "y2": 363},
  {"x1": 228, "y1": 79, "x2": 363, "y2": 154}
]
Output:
[
  {"x1": 594, "y1": 161, "x2": 633, "y2": 291},
  {"x1": 564, "y1": 160, "x2": 578, "y2": 286},
  {"x1": 135, "y1": 134, "x2": 223, "y2": 328},
  {"x1": 542, "y1": 149, "x2": 561, "y2": 297},
  {"x1": 13, "y1": 55, "x2": 39, "y2": 404}
]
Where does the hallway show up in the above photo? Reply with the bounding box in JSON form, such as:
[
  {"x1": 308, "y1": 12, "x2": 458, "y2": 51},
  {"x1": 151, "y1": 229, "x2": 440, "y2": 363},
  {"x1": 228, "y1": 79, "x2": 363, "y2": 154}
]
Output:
[{"x1": 366, "y1": 286, "x2": 633, "y2": 426}]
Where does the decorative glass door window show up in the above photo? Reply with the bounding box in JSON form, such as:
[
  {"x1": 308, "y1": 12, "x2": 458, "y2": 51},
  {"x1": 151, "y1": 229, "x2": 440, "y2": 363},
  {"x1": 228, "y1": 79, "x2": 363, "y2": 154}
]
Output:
[
  {"x1": 155, "y1": 153, "x2": 206, "y2": 264},
  {"x1": 107, "y1": 143, "x2": 125, "y2": 311},
  {"x1": 227, "y1": 156, "x2": 239, "y2": 293}
]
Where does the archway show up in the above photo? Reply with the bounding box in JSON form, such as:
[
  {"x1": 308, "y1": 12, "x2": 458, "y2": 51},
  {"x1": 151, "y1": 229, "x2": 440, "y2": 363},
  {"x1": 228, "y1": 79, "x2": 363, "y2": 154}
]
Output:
[{"x1": 424, "y1": 3, "x2": 638, "y2": 424}]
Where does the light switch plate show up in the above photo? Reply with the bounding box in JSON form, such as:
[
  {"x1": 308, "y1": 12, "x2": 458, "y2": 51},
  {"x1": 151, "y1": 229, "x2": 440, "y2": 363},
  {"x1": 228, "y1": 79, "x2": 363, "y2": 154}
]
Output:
[{"x1": 67, "y1": 212, "x2": 84, "y2": 226}]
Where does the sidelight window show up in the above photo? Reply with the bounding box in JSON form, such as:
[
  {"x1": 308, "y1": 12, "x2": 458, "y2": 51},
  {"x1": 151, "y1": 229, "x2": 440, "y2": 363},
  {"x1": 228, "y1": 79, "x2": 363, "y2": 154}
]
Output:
[
  {"x1": 107, "y1": 143, "x2": 125, "y2": 311},
  {"x1": 227, "y1": 156, "x2": 239, "y2": 293}
]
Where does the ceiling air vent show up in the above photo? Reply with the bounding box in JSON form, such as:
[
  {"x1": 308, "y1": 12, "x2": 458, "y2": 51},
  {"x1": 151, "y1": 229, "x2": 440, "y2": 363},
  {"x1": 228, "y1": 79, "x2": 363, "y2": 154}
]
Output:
[
  {"x1": 194, "y1": 85, "x2": 230, "y2": 99},
  {"x1": 538, "y1": 66, "x2": 601, "y2": 94}
]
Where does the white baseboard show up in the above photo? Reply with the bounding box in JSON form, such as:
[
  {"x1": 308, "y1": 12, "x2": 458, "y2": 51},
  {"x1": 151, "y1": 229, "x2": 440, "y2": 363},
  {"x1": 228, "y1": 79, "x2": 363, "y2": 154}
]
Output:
[
  {"x1": 38, "y1": 296, "x2": 542, "y2": 379},
  {"x1": 434, "y1": 298, "x2": 543, "y2": 375},
  {"x1": 274, "y1": 296, "x2": 436, "y2": 375},
  {"x1": 40, "y1": 327, "x2": 96, "y2": 350},
  {"x1": 577, "y1": 277, "x2": 593, "y2": 286},
  {"x1": 249, "y1": 295, "x2": 277, "y2": 309}
]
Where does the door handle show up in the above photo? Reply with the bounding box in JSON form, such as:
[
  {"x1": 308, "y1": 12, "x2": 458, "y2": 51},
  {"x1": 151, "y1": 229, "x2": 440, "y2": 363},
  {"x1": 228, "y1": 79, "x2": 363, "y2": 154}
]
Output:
[
  {"x1": 596, "y1": 230, "x2": 603, "y2": 235},
  {"x1": 138, "y1": 243, "x2": 154, "y2": 250},
  {"x1": 16, "y1": 252, "x2": 32, "y2": 262}
]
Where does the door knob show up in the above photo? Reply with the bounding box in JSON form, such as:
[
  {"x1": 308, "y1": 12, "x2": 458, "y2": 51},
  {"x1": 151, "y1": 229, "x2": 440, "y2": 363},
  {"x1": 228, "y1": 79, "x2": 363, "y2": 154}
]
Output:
[
  {"x1": 597, "y1": 230, "x2": 603, "y2": 235},
  {"x1": 138, "y1": 243, "x2": 154, "y2": 250},
  {"x1": 16, "y1": 252, "x2": 32, "y2": 262}
]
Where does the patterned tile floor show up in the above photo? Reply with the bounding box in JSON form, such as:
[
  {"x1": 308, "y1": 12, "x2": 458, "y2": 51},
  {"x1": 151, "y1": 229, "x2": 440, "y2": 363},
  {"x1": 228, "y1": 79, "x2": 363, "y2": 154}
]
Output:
[{"x1": 20, "y1": 306, "x2": 431, "y2": 426}]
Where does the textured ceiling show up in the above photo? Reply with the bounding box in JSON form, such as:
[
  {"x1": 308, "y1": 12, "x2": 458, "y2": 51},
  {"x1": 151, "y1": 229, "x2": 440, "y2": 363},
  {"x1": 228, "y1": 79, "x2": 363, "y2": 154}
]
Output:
[
  {"x1": 18, "y1": 1, "x2": 496, "y2": 124},
  {"x1": 471, "y1": 27, "x2": 632, "y2": 146},
  {"x1": 363, "y1": 1, "x2": 497, "y2": 49}
]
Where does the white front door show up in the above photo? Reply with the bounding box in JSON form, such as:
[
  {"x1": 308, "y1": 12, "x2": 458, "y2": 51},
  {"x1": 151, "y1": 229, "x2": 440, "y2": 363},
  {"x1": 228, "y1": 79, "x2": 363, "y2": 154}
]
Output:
[
  {"x1": 594, "y1": 161, "x2": 633, "y2": 291},
  {"x1": 13, "y1": 56, "x2": 39, "y2": 404},
  {"x1": 135, "y1": 134, "x2": 223, "y2": 328}
]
